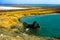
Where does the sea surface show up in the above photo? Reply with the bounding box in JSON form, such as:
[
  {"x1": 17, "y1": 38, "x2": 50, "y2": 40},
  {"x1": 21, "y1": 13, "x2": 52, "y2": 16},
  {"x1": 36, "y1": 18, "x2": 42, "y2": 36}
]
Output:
[
  {"x1": 20, "y1": 13, "x2": 60, "y2": 37},
  {"x1": 0, "y1": 4, "x2": 60, "y2": 6}
]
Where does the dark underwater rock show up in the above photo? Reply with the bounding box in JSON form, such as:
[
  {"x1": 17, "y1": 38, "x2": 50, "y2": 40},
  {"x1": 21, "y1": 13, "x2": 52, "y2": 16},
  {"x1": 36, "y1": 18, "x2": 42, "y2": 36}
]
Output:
[
  {"x1": 23, "y1": 21, "x2": 40, "y2": 30},
  {"x1": 54, "y1": 36, "x2": 60, "y2": 39}
]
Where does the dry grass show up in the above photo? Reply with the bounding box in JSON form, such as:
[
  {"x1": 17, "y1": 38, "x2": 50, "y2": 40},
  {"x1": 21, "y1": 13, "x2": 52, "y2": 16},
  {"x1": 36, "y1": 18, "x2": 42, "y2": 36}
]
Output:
[
  {"x1": 0, "y1": 7, "x2": 58, "y2": 40},
  {"x1": 0, "y1": 7, "x2": 55, "y2": 28}
]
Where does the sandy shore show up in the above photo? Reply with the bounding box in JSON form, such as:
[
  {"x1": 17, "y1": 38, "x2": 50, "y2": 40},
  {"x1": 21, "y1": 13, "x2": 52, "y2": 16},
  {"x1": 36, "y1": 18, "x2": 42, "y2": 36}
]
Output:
[{"x1": 0, "y1": 6, "x2": 29, "y2": 10}]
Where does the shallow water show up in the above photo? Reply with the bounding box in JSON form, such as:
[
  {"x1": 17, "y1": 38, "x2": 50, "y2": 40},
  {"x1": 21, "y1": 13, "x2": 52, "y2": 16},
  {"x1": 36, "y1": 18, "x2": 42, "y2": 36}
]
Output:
[{"x1": 20, "y1": 13, "x2": 60, "y2": 37}]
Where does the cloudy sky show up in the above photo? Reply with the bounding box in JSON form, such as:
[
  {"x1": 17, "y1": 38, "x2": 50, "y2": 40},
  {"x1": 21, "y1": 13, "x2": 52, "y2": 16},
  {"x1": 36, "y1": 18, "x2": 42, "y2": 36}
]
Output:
[{"x1": 0, "y1": 0, "x2": 60, "y2": 4}]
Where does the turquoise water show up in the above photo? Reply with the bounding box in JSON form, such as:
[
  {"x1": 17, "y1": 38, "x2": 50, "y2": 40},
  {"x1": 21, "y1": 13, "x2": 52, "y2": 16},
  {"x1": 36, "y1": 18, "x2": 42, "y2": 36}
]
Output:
[
  {"x1": 20, "y1": 13, "x2": 60, "y2": 37},
  {"x1": 0, "y1": 4, "x2": 60, "y2": 6}
]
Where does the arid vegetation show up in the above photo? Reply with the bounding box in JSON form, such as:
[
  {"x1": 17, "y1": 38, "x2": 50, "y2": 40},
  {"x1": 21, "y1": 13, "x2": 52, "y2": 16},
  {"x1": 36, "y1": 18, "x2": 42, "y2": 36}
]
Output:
[
  {"x1": 0, "y1": 24, "x2": 59, "y2": 40},
  {"x1": 0, "y1": 7, "x2": 57, "y2": 28},
  {"x1": 0, "y1": 6, "x2": 60, "y2": 40}
]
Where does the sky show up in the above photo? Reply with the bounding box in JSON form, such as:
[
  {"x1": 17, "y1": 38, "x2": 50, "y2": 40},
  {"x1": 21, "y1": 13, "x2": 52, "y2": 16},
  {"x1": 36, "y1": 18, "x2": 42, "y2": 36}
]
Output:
[{"x1": 0, "y1": 0, "x2": 60, "y2": 4}]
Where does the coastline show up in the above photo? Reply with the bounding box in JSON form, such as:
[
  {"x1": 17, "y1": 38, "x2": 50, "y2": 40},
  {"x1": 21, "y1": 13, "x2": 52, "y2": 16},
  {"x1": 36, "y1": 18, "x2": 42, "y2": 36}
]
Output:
[
  {"x1": 0, "y1": 6, "x2": 60, "y2": 28},
  {"x1": 0, "y1": 6, "x2": 60, "y2": 40}
]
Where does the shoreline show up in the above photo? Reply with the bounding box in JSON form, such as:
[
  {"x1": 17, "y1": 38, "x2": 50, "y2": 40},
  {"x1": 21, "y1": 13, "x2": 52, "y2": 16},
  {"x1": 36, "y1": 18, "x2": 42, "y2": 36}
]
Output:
[
  {"x1": 0, "y1": 6, "x2": 60, "y2": 40},
  {"x1": 0, "y1": 6, "x2": 59, "y2": 28}
]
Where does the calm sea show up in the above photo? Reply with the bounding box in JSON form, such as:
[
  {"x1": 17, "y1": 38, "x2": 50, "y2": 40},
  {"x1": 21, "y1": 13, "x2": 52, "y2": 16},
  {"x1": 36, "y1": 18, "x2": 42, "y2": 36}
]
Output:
[
  {"x1": 0, "y1": 4, "x2": 60, "y2": 6},
  {"x1": 20, "y1": 13, "x2": 60, "y2": 37}
]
